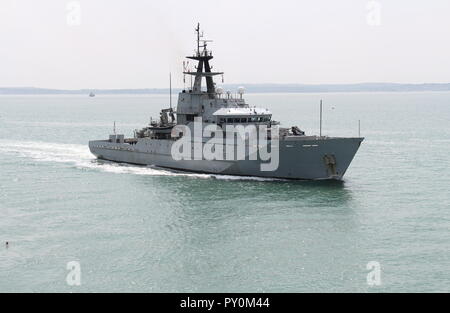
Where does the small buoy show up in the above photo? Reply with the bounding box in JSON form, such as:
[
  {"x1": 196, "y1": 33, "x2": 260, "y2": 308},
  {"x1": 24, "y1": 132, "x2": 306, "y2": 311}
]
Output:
[{"x1": 5, "y1": 241, "x2": 9, "y2": 248}]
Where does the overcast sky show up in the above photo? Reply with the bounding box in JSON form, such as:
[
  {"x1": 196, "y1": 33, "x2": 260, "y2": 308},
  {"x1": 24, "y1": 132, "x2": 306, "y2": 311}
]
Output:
[{"x1": 1, "y1": 0, "x2": 450, "y2": 89}]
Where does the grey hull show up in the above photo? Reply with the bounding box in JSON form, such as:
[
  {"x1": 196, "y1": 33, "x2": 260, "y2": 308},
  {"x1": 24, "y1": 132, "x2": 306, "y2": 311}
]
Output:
[{"x1": 89, "y1": 137, "x2": 363, "y2": 180}]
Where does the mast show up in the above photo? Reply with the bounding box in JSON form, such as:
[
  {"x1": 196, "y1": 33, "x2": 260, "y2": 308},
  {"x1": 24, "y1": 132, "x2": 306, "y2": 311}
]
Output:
[
  {"x1": 169, "y1": 72, "x2": 172, "y2": 110},
  {"x1": 183, "y1": 23, "x2": 223, "y2": 98},
  {"x1": 195, "y1": 23, "x2": 200, "y2": 57},
  {"x1": 319, "y1": 100, "x2": 323, "y2": 137}
]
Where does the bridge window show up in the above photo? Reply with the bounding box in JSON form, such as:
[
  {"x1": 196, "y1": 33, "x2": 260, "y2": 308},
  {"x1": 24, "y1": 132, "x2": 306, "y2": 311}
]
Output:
[{"x1": 186, "y1": 114, "x2": 197, "y2": 121}]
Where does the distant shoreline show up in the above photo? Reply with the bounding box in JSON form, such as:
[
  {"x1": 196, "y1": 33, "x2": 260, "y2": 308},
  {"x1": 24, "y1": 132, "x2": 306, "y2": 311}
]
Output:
[{"x1": 1, "y1": 83, "x2": 450, "y2": 95}]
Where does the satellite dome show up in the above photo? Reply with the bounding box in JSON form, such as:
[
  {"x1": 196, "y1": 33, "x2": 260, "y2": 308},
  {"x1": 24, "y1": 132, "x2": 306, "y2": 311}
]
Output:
[
  {"x1": 216, "y1": 86, "x2": 224, "y2": 94},
  {"x1": 237, "y1": 86, "x2": 245, "y2": 94}
]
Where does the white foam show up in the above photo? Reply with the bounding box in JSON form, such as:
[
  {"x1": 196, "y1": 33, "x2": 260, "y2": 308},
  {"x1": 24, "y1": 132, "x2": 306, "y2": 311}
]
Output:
[{"x1": 0, "y1": 140, "x2": 282, "y2": 181}]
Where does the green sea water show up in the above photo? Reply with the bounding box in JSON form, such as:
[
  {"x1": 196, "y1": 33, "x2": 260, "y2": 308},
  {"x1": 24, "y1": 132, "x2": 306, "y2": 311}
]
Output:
[{"x1": 0, "y1": 92, "x2": 449, "y2": 292}]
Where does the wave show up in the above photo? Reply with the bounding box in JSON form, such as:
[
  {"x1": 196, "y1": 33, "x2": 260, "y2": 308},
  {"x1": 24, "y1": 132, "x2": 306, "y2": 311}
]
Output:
[{"x1": 0, "y1": 140, "x2": 282, "y2": 181}]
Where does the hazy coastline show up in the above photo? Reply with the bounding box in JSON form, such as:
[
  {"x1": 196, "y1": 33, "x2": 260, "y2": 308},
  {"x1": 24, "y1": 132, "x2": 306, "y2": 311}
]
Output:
[{"x1": 2, "y1": 83, "x2": 450, "y2": 95}]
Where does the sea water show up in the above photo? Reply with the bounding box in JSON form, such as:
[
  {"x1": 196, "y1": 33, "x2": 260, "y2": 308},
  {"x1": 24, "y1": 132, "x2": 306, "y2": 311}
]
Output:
[{"x1": 0, "y1": 92, "x2": 449, "y2": 292}]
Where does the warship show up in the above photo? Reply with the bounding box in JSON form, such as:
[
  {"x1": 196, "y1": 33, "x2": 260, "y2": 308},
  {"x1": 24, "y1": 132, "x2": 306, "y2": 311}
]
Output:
[{"x1": 89, "y1": 24, "x2": 363, "y2": 180}]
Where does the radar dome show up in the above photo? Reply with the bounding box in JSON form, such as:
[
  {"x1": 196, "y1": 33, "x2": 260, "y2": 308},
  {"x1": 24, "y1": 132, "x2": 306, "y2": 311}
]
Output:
[
  {"x1": 216, "y1": 87, "x2": 224, "y2": 94},
  {"x1": 237, "y1": 86, "x2": 245, "y2": 94}
]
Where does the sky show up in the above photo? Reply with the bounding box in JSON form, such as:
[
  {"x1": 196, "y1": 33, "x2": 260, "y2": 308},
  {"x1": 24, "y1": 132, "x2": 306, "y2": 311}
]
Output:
[{"x1": 1, "y1": 0, "x2": 450, "y2": 89}]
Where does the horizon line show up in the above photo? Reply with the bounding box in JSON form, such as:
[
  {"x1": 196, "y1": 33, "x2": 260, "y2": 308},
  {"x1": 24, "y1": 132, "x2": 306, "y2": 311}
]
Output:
[
  {"x1": 2, "y1": 82, "x2": 450, "y2": 95},
  {"x1": 2, "y1": 82, "x2": 450, "y2": 90}
]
